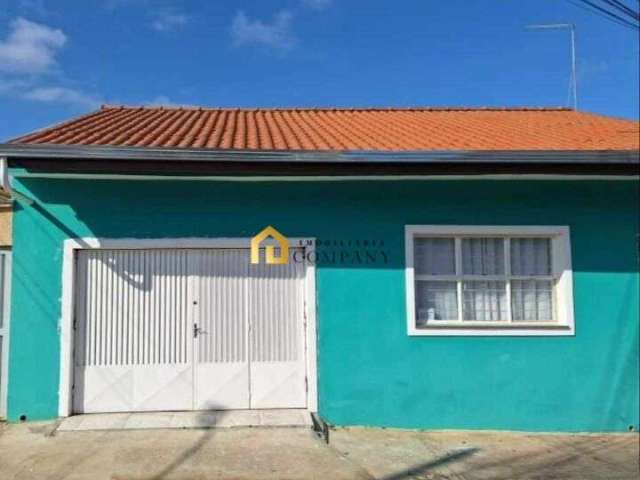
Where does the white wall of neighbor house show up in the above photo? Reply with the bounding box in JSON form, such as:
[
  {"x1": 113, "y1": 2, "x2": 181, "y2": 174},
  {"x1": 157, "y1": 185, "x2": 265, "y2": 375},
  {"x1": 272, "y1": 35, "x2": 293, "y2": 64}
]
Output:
[
  {"x1": 0, "y1": 249, "x2": 11, "y2": 418},
  {"x1": 0, "y1": 202, "x2": 11, "y2": 417},
  {"x1": 0, "y1": 205, "x2": 11, "y2": 247}
]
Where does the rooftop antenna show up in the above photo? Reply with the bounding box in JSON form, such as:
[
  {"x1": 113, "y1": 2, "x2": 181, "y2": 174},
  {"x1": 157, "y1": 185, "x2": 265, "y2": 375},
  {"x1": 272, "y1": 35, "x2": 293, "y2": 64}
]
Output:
[{"x1": 527, "y1": 23, "x2": 577, "y2": 110}]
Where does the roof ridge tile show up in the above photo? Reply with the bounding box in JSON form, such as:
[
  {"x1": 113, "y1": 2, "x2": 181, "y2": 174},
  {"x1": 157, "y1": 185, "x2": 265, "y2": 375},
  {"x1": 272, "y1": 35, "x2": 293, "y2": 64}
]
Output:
[{"x1": 98, "y1": 104, "x2": 578, "y2": 113}]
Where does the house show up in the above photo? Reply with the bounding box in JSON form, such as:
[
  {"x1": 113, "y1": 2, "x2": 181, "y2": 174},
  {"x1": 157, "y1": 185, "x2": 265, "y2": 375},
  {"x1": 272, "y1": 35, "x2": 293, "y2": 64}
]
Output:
[{"x1": 0, "y1": 106, "x2": 638, "y2": 432}]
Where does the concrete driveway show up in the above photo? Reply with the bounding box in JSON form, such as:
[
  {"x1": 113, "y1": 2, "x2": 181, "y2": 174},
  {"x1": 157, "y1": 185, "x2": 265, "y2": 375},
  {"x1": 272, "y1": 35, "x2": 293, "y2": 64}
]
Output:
[{"x1": 0, "y1": 421, "x2": 637, "y2": 480}]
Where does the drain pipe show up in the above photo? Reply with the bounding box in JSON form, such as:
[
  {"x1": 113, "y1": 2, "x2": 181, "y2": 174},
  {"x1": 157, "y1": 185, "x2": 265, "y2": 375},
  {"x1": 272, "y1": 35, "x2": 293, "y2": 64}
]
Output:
[
  {"x1": 310, "y1": 412, "x2": 330, "y2": 444},
  {"x1": 0, "y1": 157, "x2": 34, "y2": 205}
]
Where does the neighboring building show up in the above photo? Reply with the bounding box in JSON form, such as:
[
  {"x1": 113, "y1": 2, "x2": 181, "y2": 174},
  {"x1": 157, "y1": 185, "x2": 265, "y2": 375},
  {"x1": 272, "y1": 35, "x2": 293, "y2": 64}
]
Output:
[
  {"x1": 0, "y1": 106, "x2": 638, "y2": 432},
  {"x1": 0, "y1": 191, "x2": 11, "y2": 420},
  {"x1": 0, "y1": 200, "x2": 11, "y2": 247}
]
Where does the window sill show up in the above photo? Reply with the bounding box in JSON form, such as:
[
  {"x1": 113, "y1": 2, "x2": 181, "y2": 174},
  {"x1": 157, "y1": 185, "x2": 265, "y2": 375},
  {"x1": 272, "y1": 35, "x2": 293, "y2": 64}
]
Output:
[{"x1": 409, "y1": 322, "x2": 574, "y2": 337}]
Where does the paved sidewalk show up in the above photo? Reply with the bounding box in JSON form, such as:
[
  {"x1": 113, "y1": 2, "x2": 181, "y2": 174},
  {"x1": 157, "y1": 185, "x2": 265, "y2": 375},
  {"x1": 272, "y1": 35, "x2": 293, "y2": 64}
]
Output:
[
  {"x1": 0, "y1": 420, "x2": 637, "y2": 479},
  {"x1": 329, "y1": 428, "x2": 639, "y2": 480}
]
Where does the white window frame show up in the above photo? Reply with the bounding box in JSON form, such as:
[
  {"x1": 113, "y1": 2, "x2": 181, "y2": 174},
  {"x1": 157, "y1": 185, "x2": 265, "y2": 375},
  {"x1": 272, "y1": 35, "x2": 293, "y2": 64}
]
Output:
[{"x1": 405, "y1": 225, "x2": 574, "y2": 336}]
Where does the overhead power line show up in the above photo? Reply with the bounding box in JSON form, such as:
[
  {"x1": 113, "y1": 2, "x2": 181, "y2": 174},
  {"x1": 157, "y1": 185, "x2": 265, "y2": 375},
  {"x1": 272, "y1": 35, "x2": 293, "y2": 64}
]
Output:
[
  {"x1": 567, "y1": 0, "x2": 637, "y2": 29},
  {"x1": 601, "y1": 0, "x2": 640, "y2": 20},
  {"x1": 567, "y1": 0, "x2": 639, "y2": 30}
]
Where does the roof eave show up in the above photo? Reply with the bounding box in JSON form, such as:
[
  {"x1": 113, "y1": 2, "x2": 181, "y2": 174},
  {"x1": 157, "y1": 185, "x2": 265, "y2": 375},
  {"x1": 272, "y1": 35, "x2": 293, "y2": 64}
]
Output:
[{"x1": 0, "y1": 143, "x2": 638, "y2": 164}]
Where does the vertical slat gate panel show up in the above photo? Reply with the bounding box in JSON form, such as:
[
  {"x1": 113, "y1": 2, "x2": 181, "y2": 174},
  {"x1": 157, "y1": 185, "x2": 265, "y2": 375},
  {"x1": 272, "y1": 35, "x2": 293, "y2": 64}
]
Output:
[
  {"x1": 194, "y1": 249, "x2": 250, "y2": 410},
  {"x1": 73, "y1": 249, "x2": 192, "y2": 413},
  {"x1": 248, "y1": 247, "x2": 307, "y2": 409},
  {"x1": 72, "y1": 245, "x2": 309, "y2": 414},
  {"x1": 249, "y1": 251, "x2": 302, "y2": 363},
  {"x1": 197, "y1": 249, "x2": 248, "y2": 364}
]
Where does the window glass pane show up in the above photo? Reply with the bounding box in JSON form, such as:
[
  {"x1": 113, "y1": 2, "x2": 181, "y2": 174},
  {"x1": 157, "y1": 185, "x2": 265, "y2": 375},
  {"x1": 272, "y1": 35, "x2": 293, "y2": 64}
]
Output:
[
  {"x1": 462, "y1": 281, "x2": 507, "y2": 321},
  {"x1": 415, "y1": 281, "x2": 458, "y2": 325},
  {"x1": 510, "y1": 238, "x2": 551, "y2": 276},
  {"x1": 414, "y1": 238, "x2": 455, "y2": 275},
  {"x1": 511, "y1": 280, "x2": 553, "y2": 321},
  {"x1": 462, "y1": 238, "x2": 504, "y2": 275}
]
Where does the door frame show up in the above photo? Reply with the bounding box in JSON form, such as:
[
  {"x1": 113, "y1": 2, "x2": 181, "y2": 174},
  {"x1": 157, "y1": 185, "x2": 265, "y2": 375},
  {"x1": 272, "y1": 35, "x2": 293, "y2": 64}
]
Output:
[
  {"x1": 59, "y1": 237, "x2": 317, "y2": 417},
  {"x1": 0, "y1": 249, "x2": 11, "y2": 419}
]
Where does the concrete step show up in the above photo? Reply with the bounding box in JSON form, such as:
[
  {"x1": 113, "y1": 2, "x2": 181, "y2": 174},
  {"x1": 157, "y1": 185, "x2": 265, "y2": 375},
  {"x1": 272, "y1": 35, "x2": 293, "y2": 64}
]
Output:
[{"x1": 57, "y1": 409, "x2": 313, "y2": 432}]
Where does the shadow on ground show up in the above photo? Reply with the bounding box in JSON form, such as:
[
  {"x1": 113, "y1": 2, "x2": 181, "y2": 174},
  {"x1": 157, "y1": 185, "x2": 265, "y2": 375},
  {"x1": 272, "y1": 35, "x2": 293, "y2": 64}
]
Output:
[{"x1": 0, "y1": 418, "x2": 638, "y2": 480}]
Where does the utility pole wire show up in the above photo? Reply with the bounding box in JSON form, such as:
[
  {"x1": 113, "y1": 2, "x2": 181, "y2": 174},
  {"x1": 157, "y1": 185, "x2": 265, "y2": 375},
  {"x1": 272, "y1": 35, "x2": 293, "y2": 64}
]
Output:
[
  {"x1": 568, "y1": 0, "x2": 639, "y2": 30},
  {"x1": 567, "y1": 0, "x2": 638, "y2": 29},
  {"x1": 578, "y1": 0, "x2": 639, "y2": 26},
  {"x1": 569, "y1": 25, "x2": 577, "y2": 111},
  {"x1": 591, "y1": 0, "x2": 640, "y2": 21},
  {"x1": 601, "y1": 0, "x2": 640, "y2": 20}
]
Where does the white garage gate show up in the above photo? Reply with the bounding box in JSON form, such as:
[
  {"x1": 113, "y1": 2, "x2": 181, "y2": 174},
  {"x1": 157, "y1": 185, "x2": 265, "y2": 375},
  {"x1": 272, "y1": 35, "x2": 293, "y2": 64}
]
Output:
[{"x1": 71, "y1": 244, "x2": 313, "y2": 414}]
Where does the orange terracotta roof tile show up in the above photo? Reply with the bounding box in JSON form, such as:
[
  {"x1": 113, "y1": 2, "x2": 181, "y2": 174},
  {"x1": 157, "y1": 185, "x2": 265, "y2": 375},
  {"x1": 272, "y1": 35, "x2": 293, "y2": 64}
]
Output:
[{"x1": 9, "y1": 105, "x2": 640, "y2": 151}]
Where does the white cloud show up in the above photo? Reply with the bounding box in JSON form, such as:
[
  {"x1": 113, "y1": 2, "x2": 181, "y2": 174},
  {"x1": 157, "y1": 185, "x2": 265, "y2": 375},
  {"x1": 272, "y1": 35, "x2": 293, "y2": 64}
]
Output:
[
  {"x1": 0, "y1": 17, "x2": 66, "y2": 75},
  {"x1": 18, "y1": 0, "x2": 49, "y2": 16},
  {"x1": 301, "y1": 0, "x2": 332, "y2": 10},
  {"x1": 0, "y1": 18, "x2": 102, "y2": 110},
  {"x1": 152, "y1": 9, "x2": 189, "y2": 32},
  {"x1": 145, "y1": 95, "x2": 197, "y2": 108},
  {"x1": 231, "y1": 10, "x2": 295, "y2": 51},
  {"x1": 22, "y1": 86, "x2": 103, "y2": 108},
  {"x1": 147, "y1": 95, "x2": 174, "y2": 106}
]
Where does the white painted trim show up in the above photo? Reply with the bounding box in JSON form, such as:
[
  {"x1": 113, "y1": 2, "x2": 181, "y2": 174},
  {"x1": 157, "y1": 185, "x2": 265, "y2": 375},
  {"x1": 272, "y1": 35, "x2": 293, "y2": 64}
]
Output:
[
  {"x1": 59, "y1": 240, "x2": 76, "y2": 417},
  {"x1": 303, "y1": 241, "x2": 318, "y2": 412},
  {"x1": 11, "y1": 172, "x2": 640, "y2": 183},
  {"x1": 404, "y1": 225, "x2": 575, "y2": 337},
  {"x1": 0, "y1": 158, "x2": 8, "y2": 190},
  {"x1": 63, "y1": 237, "x2": 311, "y2": 250},
  {"x1": 59, "y1": 237, "x2": 318, "y2": 417},
  {"x1": 406, "y1": 225, "x2": 571, "y2": 236},
  {"x1": 0, "y1": 250, "x2": 12, "y2": 419},
  {"x1": 11, "y1": 172, "x2": 640, "y2": 182}
]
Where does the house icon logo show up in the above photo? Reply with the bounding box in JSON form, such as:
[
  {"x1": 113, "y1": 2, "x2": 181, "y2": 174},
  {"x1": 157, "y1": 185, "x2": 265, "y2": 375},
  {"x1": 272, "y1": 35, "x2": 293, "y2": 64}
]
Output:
[{"x1": 251, "y1": 226, "x2": 289, "y2": 265}]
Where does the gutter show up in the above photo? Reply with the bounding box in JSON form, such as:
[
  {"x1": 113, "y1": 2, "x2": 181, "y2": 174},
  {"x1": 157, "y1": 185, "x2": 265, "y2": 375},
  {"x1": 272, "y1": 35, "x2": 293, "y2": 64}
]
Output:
[
  {"x1": 0, "y1": 157, "x2": 33, "y2": 204},
  {"x1": 0, "y1": 143, "x2": 638, "y2": 164}
]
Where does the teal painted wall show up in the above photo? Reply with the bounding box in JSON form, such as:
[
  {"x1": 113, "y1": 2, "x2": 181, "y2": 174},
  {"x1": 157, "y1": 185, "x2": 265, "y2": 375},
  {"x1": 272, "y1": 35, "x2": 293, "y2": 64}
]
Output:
[{"x1": 7, "y1": 178, "x2": 640, "y2": 431}]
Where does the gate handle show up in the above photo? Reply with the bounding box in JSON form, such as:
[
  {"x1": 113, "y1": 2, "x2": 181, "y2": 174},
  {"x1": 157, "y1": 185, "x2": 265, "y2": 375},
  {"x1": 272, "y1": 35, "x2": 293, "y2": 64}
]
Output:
[{"x1": 193, "y1": 323, "x2": 207, "y2": 338}]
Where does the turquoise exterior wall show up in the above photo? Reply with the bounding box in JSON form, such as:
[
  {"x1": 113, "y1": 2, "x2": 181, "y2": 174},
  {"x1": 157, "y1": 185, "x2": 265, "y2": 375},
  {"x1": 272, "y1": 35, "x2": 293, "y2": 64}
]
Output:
[{"x1": 7, "y1": 178, "x2": 639, "y2": 432}]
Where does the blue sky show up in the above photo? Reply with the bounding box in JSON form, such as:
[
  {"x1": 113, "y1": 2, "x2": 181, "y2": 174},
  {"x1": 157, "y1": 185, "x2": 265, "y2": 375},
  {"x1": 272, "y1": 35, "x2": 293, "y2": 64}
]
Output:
[{"x1": 0, "y1": 0, "x2": 638, "y2": 141}]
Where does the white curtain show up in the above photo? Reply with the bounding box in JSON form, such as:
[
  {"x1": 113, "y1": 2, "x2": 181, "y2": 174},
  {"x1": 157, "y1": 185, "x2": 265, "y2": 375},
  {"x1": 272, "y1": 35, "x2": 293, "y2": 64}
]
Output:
[
  {"x1": 511, "y1": 280, "x2": 553, "y2": 321},
  {"x1": 510, "y1": 239, "x2": 553, "y2": 321},
  {"x1": 414, "y1": 238, "x2": 458, "y2": 326},
  {"x1": 462, "y1": 281, "x2": 507, "y2": 321},
  {"x1": 415, "y1": 281, "x2": 458, "y2": 323},
  {"x1": 511, "y1": 238, "x2": 551, "y2": 276},
  {"x1": 414, "y1": 238, "x2": 455, "y2": 275},
  {"x1": 462, "y1": 238, "x2": 504, "y2": 275},
  {"x1": 414, "y1": 236, "x2": 554, "y2": 323}
]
